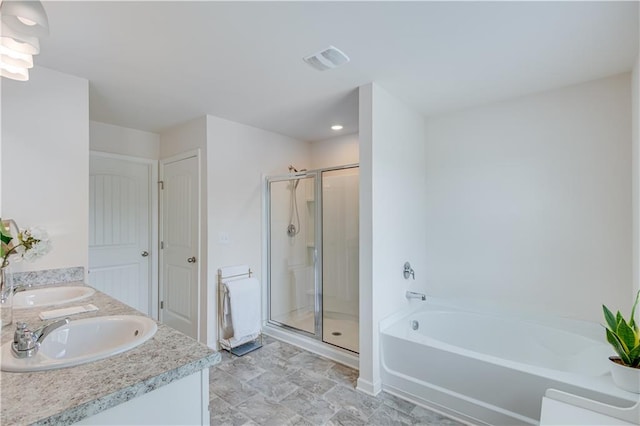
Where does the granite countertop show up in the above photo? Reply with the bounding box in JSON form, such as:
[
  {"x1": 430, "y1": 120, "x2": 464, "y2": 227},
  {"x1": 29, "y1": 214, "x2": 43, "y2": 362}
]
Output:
[{"x1": 0, "y1": 282, "x2": 220, "y2": 425}]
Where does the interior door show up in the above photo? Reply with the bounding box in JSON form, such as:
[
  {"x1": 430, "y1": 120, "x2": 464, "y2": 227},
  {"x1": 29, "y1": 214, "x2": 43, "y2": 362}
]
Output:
[
  {"x1": 89, "y1": 153, "x2": 152, "y2": 315},
  {"x1": 160, "y1": 154, "x2": 199, "y2": 339}
]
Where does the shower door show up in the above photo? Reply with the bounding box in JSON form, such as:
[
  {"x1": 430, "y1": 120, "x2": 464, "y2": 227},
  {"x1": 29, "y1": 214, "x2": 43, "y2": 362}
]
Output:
[
  {"x1": 267, "y1": 172, "x2": 320, "y2": 336},
  {"x1": 321, "y1": 167, "x2": 359, "y2": 353}
]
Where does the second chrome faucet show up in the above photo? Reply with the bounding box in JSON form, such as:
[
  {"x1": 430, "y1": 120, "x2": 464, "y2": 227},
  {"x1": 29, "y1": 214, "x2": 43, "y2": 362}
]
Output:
[{"x1": 406, "y1": 290, "x2": 426, "y2": 301}]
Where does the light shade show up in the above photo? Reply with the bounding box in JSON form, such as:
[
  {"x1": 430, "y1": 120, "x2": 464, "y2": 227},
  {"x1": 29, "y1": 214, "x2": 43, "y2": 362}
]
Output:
[
  {"x1": 0, "y1": 1, "x2": 49, "y2": 37},
  {"x1": 0, "y1": 46, "x2": 33, "y2": 68},
  {"x1": 0, "y1": 64, "x2": 28, "y2": 81},
  {"x1": 0, "y1": 21, "x2": 40, "y2": 54}
]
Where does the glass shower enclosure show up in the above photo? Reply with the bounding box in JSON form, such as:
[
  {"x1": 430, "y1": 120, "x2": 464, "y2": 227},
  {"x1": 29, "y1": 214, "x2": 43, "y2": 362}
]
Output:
[{"x1": 266, "y1": 165, "x2": 359, "y2": 353}]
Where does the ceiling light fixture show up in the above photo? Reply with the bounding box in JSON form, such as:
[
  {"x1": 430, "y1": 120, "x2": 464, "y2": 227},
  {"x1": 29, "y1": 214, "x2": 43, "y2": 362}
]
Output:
[
  {"x1": 331, "y1": 125, "x2": 344, "y2": 131},
  {"x1": 0, "y1": 0, "x2": 49, "y2": 81},
  {"x1": 0, "y1": 19, "x2": 40, "y2": 53},
  {"x1": 303, "y1": 46, "x2": 350, "y2": 71},
  {"x1": 1, "y1": 0, "x2": 49, "y2": 37}
]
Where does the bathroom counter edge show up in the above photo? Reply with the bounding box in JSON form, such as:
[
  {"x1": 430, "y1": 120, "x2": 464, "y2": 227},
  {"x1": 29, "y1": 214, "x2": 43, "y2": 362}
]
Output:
[{"x1": 0, "y1": 283, "x2": 220, "y2": 425}]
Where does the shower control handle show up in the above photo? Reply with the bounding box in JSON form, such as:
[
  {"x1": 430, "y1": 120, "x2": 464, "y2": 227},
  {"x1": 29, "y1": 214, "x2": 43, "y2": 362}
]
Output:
[
  {"x1": 403, "y1": 262, "x2": 415, "y2": 280},
  {"x1": 187, "y1": 256, "x2": 197, "y2": 263}
]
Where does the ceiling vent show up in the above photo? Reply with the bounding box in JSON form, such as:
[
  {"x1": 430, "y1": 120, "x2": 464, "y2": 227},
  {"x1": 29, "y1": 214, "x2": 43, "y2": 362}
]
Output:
[{"x1": 303, "y1": 46, "x2": 350, "y2": 71}]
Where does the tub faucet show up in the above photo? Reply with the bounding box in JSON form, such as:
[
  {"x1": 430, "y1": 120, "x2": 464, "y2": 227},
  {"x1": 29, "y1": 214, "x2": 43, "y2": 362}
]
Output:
[
  {"x1": 12, "y1": 317, "x2": 71, "y2": 358},
  {"x1": 406, "y1": 291, "x2": 426, "y2": 301}
]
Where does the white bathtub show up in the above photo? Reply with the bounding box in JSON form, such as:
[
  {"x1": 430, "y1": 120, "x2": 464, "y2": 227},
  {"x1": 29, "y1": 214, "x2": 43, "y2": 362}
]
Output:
[{"x1": 380, "y1": 302, "x2": 637, "y2": 425}]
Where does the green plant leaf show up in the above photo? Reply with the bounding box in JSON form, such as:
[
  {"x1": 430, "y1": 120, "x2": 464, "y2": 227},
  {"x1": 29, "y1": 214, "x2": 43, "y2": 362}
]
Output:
[
  {"x1": 630, "y1": 290, "x2": 640, "y2": 331},
  {"x1": 616, "y1": 318, "x2": 636, "y2": 351},
  {"x1": 628, "y1": 344, "x2": 640, "y2": 368},
  {"x1": 606, "y1": 328, "x2": 632, "y2": 365},
  {"x1": 603, "y1": 305, "x2": 618, "y2": 331},
  {"x1": 616, "y1": 311, "x2": 624, "y2": 327},
  {"x1": 0, "y1": 219, "x2": 11, "y2": 258}
]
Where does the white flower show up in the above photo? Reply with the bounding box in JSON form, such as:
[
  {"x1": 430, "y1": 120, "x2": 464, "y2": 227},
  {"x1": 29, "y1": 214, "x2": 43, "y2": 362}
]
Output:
[
  {"x1": 27, "y1": 227, "x2": 49, "y2": 242},
  {"x1": 22, "y1": 239, "x2": 52, "y2": 262},
  {"x1": 1, "y1": 224, "x2": 52, "y2": 267}
]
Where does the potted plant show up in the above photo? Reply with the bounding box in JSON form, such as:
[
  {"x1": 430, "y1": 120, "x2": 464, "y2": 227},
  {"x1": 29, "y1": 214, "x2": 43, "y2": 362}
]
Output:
[
  {"x1": 603, "y1": 290, "x2": 640, "y2": 393},
  {"x1": 0, "y1": 219, "x2": 51, "y2": 327}
]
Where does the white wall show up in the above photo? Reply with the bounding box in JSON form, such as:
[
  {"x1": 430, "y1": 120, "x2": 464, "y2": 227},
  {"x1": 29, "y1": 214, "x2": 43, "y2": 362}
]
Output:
[
  {"x1": 160, "y1": 116, "x2": 207, "y2": 160},
  {"x1": 160, "y1": 117, "x2": 208, "y2": 343},
  {"x1": 1, "y1": 67, "x2": 89, "y2": 273},
  {"x1": 633, "y1": 56, "x2": 639, "y2": 298},
  {"x1": 90, "y1": 121, "x2": 160, "y2": 160},
  {"x1": 424, "y1": 73, "x2": 632, "y2": 321},
  {"x1": 311, "y1": 133, "x2": 359, "y2": 169},
  {"x1": 206, "y1": 114, "x2": 310, "y2": 347},
  {"x1": 358, "y1": 83, "x2": 427, "y2": 395}
]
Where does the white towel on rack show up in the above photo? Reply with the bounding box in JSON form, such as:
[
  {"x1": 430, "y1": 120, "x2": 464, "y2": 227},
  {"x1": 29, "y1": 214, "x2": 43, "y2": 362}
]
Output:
[
  {"x1": 224, "y1": 277, "x2": 261, "y2": 339},
  {"x1": 220, "y1": 288, "x2": 234, "y2": 339},
  {"x1": 221, "y1": 333, "x2": 260, "y2": 350}
]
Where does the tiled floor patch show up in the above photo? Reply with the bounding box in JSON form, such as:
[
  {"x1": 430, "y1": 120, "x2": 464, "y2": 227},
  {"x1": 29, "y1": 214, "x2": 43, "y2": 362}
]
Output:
[{"x1": 210, "y1": 337, "x2": 465, "y2": 425}]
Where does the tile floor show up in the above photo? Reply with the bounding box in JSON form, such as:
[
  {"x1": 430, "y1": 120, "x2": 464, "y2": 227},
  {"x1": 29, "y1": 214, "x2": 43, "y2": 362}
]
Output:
[{"x1": 209, "y1": 336, "x2": 465, "y2": 425}]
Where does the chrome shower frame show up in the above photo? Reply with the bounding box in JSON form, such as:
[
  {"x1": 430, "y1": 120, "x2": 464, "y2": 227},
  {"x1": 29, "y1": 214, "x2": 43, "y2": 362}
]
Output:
[{"x1": 264, "y1": 163, "x2": 358, "y2": 345}]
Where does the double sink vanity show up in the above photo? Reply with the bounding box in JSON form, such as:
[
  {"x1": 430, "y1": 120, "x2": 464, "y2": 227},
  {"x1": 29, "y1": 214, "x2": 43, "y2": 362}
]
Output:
[{"x1": 1, "y1": 281, "x2": 220, "y2": 425}]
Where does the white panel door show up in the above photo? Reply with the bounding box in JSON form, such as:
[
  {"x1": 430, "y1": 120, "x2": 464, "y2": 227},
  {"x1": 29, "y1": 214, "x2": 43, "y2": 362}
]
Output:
[
  {"x1": 160, "y1": 154, "x2": 199, "y2": 339},
  {"x1": 89, "y1": 153, "x2": 152, "y2": 315}
]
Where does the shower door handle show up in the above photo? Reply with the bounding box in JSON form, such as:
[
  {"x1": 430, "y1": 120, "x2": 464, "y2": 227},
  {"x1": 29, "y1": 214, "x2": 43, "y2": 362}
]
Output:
[{"x1": 313, "y1": 249, "x2": 318, "y2": 265}]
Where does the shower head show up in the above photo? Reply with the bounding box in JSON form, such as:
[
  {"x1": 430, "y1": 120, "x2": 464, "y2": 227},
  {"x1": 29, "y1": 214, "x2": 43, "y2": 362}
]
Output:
[{"x1": 288, "y1": 165, "x2": 308, "y2": 174}]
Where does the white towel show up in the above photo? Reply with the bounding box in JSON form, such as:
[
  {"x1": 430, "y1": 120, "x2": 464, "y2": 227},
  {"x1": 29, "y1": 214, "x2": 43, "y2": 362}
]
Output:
[
  {"x1": 224, "y1": 277, "x2": 261, "y2": 339},
  {"x1": 221, "y1": 333, "x2": 260, "y2": 350},
  {"x1": 220, "y1": 289, "x2": 234, "y2": 339},
  {"x1": 39, "y1": 304, "x2": 98, "y2": 320}
]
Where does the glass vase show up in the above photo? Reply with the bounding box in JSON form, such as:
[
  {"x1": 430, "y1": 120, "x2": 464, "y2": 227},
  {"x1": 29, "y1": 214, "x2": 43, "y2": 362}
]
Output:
[{"x1": 0, "y1": 266, "x2": 14, "y2": 327}]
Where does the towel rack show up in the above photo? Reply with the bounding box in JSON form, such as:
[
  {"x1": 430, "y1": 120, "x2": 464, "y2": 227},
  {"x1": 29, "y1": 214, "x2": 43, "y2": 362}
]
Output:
[{"x1": 217, "y1": 265, "x2": 263, "y2": 356}]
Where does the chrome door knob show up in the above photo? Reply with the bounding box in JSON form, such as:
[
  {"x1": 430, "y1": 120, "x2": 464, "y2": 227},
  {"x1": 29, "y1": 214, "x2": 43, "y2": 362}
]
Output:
[
  {"x1": 187, "y1": 257, "x2": 197, "y2": 263},
  {"x1": 141, "y1": 251, "x2": 149, "y2": 257}
]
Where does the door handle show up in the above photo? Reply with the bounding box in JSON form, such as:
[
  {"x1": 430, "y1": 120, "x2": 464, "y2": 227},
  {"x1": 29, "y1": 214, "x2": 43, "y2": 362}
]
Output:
[
  {"x1": 141, "y1": 251, "x2": 149, "y2": 257},
  {"x1": 187, "y1": 257, "x2": 197, "y2": 263}
]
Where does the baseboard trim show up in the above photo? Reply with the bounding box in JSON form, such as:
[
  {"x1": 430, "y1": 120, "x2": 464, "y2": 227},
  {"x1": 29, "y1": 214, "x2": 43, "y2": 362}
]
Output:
[{"x1": 356, "y1": 377, "x2": 382, "y2": 396}]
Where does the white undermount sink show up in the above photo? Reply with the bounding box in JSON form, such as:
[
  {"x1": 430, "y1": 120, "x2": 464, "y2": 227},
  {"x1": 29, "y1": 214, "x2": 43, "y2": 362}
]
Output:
[
  {"x1": 13, "y1": 286, "x2": 95, "y2": 309},
  {"x1": 1, "y1": 315, "x2": 157, "y2": 372}
]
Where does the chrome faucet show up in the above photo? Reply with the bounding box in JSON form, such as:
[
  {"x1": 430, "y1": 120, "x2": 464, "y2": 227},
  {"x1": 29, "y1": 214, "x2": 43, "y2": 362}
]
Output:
[
  {"x1": 12, "y1": 317, "x2": 71, "y2": 358},
  {"x1": 406, "y1": 291, "x2": 426, "y2": 301},
  {"x1": 0, "y1": 282, "x2": 30, "y2": 303},
  {"x1": 12, "y1": 283, "x2": 32, "y2": 294}
]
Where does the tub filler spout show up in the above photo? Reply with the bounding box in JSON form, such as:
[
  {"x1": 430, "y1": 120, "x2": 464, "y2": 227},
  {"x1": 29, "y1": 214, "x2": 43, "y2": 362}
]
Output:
[{"x1": 405, "y1": 291, "x2": 426, "y2": 301}]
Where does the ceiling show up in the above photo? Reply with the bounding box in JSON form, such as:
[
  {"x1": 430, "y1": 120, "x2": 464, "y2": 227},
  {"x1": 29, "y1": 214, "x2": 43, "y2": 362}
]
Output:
[{"x1": 36, "y1": 1, "x2": 638, "y2": 142}]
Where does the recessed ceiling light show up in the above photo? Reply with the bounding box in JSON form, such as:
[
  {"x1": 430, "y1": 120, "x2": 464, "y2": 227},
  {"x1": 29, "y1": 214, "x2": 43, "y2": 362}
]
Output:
[{"x1": 331, "y1": 125, "x2": 343, "y2": 131}]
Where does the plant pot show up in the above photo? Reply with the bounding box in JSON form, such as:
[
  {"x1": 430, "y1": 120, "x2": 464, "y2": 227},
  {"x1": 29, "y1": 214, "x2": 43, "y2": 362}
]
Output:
[{"x1": 609, "y1": 356, "x2": 640, "y2": 393}]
